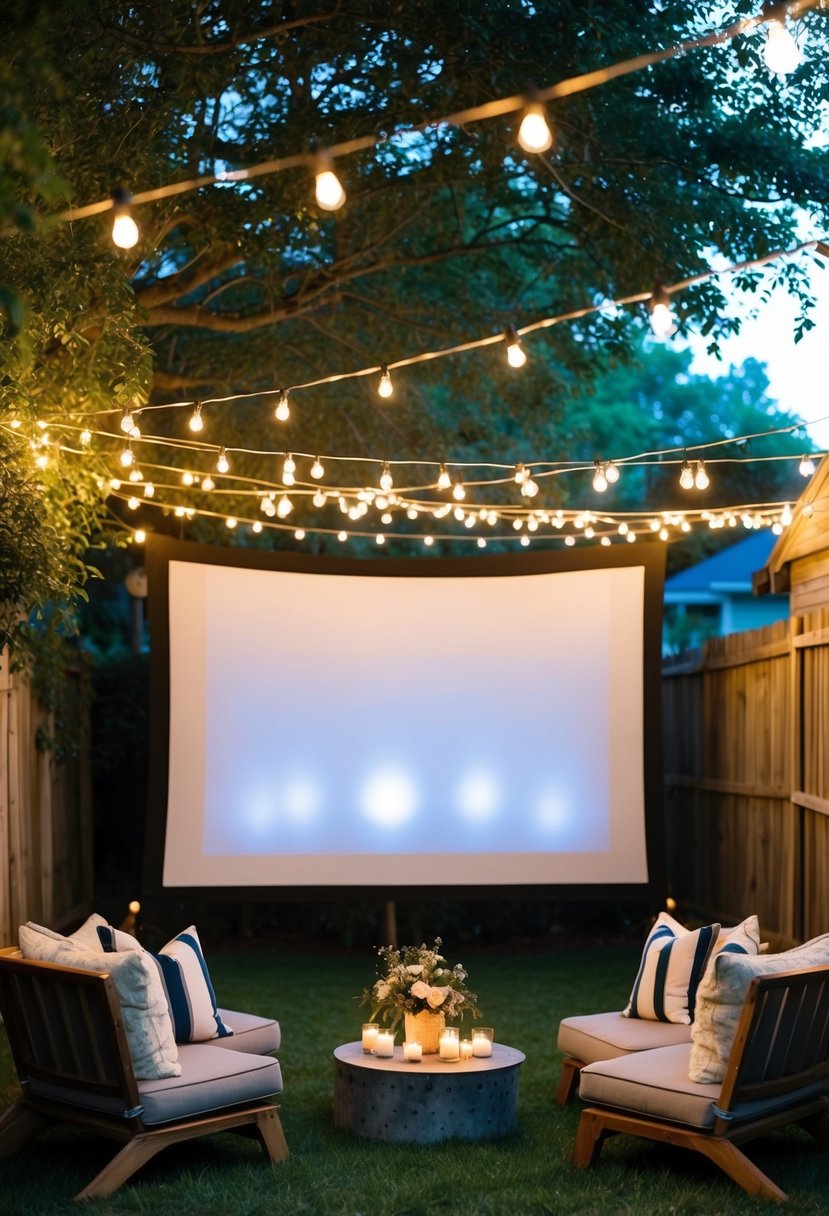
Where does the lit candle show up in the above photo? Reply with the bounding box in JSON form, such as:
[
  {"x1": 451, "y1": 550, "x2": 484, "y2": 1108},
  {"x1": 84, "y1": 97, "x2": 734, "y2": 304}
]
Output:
[
  {"x1": 361, "y1": 1023, "x2": 380, "y2": 1053},
  {"x1": 460, "y1": 1039, "x2": 473, "y2": 1060},
  {"x1": 472, "y1": 1028, "x2": 494, "y2": 1058},
  {"x1": 375, "y1": 1031, "x2": 395, "y2": 1058},
  {"x1": 438, "y1": 1028, "x2": 460, "y2": 1061},
  {"x1": 403, "y1": 1040, "x2": 422, "y2": 1062}
]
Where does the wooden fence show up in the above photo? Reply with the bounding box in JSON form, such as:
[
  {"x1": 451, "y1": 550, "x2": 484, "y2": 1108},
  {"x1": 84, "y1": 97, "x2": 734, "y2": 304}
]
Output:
[
  {"x1": 663, "y1": 607, "x2": 829, "y2": 943},
  {"x1": 0, "y1": 657, "x2": 93, "y2": 948}
]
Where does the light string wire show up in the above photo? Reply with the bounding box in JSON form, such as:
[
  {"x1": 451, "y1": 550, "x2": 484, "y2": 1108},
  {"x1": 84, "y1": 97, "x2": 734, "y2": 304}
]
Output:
[{"x1": 54, "y1": 0, "x2": 819, "y2": 225}]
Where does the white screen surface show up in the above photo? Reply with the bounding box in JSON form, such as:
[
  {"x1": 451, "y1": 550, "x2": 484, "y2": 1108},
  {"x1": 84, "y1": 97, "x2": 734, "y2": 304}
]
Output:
[{"x1": 162, "y1": 559, "x2": 648, "y2": 887}]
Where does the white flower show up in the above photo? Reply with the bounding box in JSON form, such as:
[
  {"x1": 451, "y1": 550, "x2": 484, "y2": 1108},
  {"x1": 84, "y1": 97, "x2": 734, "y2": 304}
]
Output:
[
  {"x1": 427, "y1": 985, "x2": 449, "y2": 1009},
  {"x1": 407, "y1": 964, "x2": 424, "y2": 976},
  {"x1": 410, "y1": 980, "x2": 430, "y2": 999},
  {"x1": 374, "y1": 981, "x2": 391, "y2": 1000}
]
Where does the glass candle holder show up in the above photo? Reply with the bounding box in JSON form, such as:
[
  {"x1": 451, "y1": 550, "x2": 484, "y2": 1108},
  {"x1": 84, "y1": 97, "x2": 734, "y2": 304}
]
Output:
[
  {"x1": 459, "y1": 1038, "x2": 473, "y2": 1060},
  {"x1": 472, "y1": 1027, "x2": 494, "y2": 1057},
  {"x1": 375, "y1": 1030, "x2": 395, "y2": 1058},
  {"x1": 361, "y1": 1022, "x2": 380, "y2": 1053},
  {"x1": 403, "y1": 1040, "x2": 422, "y2": 1062},
  {"x1": 438, "y1": 1026, "x2": 460, "y2": 1061}
]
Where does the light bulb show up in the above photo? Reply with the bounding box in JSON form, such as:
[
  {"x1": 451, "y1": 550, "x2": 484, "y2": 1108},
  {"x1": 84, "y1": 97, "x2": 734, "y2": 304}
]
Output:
[
  {"x1": 134, "y1": 529, "x2": 146, "y2": 544},
  {"x1": 477, "y1": 537, "x2": 486, "y2": 549},
  {"x1": 464, "y1": 515, "x2": 475, "y2": 529},
  {"x1": 377, "y1": 365, "x2": 393, "y2": 398},
  {"x1": 527, "y1": 517, "x2": 539, "y2": 532},
  {"x1": 274, "y1": 390, "x2": 290, "y2": 422},
  {"x1": 128, "y1": 496, "x2": 139, "y2": 510},
  {"x1": 111, "y1": 189, "x2": 139, "y2": 249},
  {"x1": 182, "y1": 471, "x2": 195, "y2": 486},
  {"x1": 9, "y1": 417, "x2": 21, "y2": 428},
  {"x1": 313, "y1": 489, "x2": 327, "y2": 508},
  {"x1": 513, "y1": 518, "x2": 523, "y2": 531},
  {"x1": 295, "y1": 529, "x2": 306, "y2": 540},
  {"x1": 763, "y1": 17, "x2": 800, "y2": 75},
  {"x1": 659, "y1": 527, "x2": 669, "y2": 541},
  {"x1": 679, "y1": 460, "x2": 695, "y2": 490},
  {"x1": 381, "y1": 511, "x2": 392, "y2": 525},
  {"x1": 772, "y1": 521, "x2": 783, "y2": 535},
  {"x1": 605, "y1": 461, "x2": 620, "y2": 484},
  {"x1": 781, "y1": 503, "x2": 793, "y2": 526},
  {"x1": 592, "y1": 462, "x2": 608, "y2": 493},
  {"x1": 338, "y1": 530, "x2": 348, "y2": 542},
  {"x1": 129, "y1": 467, "x2": 143, "y2": 482},
  {"x1": 514, "y1": 463, "x2": 527, "y2": 484},
  {"x1": 80, "y1": 428, "x2": 92, "y2": 445},
  {"x1": 310, "y1": 456, "x2": 324, "y2": 479},
  {"x1": 188, "y1": 403, "x2": 203, "y2": 433},
  {"x1": 120, "y1": 409, "x2": 135, "y2": 434},
  {"x1": 565, "y1": 535, "x2": 575, "y2": 547},
  {"x1": 521, "y1": 478, "x2": 539, "y2": 498},
  {"x1": 376, "y1": 534, "x2": 385, "y2": 545},
  {"x1": 314, "y1": 160, "x2": 346, "y2": 211},
  {"x1": 406, "y1": 507, "x2": 419, "y2": 520},
  {"x1": 506, "y1": 329, "x2": 527, "y2": 368},
  {"x1": 380, "y1": 462, "x2": 393, "y2": 492},
  {"x1": 277, "y1": 494, "x2": 293, "y2": 518},
  {"x1": 452, "y1": 479, "x2": 466, "y2": 501},
  {"x1": 649, "y1": 287, "x2": 676, "y2": 338},
  {"x1": 601, "y1": 536, "x2": 611, "y2": 547},
  {"x1": 455, "y1": 506, "x2": 466, "y2": 522},
  {"x1": 424, "y1": 535, "x2": 434, "y2": 547},
  {"x1": 226, "y1": 516, "x2": 237, "y2": 529},
  {"x1": 144, "y1": 482, "x2": 155, "y2": 498},
  {"x1": 120, "y1": 444, "x2": 134, "y2": 468},
  {"x1": 694, "y1": 461, "x2": 709, "y2": 490},
  {"x1": 252, "y1": 520, "x2": 263, "y2": 533},
  {"x1": 618, "y1": 521, "x2": 629, "y2": 535},
  {"x1": 437, "y1": 464, "x2": 451, "y2": 490},
  {"x1": 517, "y1": 103, "x2": 553, "y2": 154},
  {"x1": 626, "y1": 531, "x2": 636, "y2": 543},
  {"x1": 216, "y1": 447, "x2": 230, "y2": 473},
  {"x1": 799, "y1": 454, "x2": 816, "y2": 477},
  {"x1": 521, "y1": 535, "x2": 531, "y2": 547},
  {"x1": 201, "y1": 475, "x2": 215, "y2": 491}
]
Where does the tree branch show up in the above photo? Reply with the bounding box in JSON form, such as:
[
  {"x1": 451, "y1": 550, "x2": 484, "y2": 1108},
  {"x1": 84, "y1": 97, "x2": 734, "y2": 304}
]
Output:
[{"x1": 97, "y1": 8, "x2": 342, "y2": 57}]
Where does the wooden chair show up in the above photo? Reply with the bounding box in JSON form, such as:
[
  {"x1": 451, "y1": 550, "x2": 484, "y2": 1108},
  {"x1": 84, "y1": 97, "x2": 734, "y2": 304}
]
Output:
[
  {"x1": 0, "y1": 948, "x2": 288, "y2": 1201},
  {"x1": 572, "y1": 965, "x2": 829, "y2": 1203}
]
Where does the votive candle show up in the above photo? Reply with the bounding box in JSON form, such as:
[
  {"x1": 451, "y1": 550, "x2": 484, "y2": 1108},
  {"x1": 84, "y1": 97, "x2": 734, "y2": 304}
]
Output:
[
  {"x1": 403, "y1": 1040, "x2": 422, "y2": 1062},
  {"x1": 460, "y1": 1038, "x2": 473, "y2": 1060},
  {"x1": 472, "y1": 1028, "x2": 494, "y2": 1058},
  {"x1": 361, "y1": 1023, "x2": 380, "y2": 1053},
  {"x1": 376, "y1": 1030, "x2": 395, "y2": 1058},
  {"x1": 438, "y1": 1027, "x2": 460, "y2": 1061}
]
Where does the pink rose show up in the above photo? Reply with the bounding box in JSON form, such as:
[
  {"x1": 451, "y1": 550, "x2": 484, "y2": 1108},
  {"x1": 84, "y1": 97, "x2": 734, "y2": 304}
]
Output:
[{"x1": 410, "y1": 980, "x2": 430, "y2": 999}]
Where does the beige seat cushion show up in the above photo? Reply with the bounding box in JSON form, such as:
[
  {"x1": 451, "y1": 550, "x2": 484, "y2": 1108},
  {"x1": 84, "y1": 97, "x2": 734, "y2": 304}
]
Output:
[
  {"x1": 579, "y1": 1043, "x2": 825, "y2": 1131},
  {"x1": 209, "y1": 1009, "x2": 281, "y2": 1055},
  {"x1": 558, "y1": 1011, "x2": 690, "y2": 1064}
]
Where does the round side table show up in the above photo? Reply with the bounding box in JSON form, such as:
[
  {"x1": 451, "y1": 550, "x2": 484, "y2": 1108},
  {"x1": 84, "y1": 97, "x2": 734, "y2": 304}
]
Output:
[{"x1": 333, "y1": 1041, "x2": 525, "y2": 1144}]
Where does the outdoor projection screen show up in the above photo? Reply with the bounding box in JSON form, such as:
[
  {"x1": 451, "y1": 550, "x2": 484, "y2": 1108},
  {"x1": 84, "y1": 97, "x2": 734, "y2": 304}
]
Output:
[{"x1": 144, "y1": 537, "x2": 665, "y2": 898}]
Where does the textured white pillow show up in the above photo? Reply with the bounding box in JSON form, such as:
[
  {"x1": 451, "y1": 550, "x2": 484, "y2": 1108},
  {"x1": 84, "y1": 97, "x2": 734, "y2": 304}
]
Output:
[
  {"x1": 18, "y1": 924, "x2": 180, "y2": 1080},
  {"x1": 689, "y1": 932, "x2": 829, "y2": 1083},
  {"x1": 623, "y1": 912, "x2": 720, "y2": 1025},
  {"x1": 707, "y1": 914, "x2": 762, "y2": 970}
]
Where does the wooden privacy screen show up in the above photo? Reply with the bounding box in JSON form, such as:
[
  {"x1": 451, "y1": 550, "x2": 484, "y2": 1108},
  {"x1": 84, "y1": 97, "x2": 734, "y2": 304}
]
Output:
[
  {"x1": 663, "y1": 608, "x2": 829, "y2": 942},
  {"x1": 0, "y1": 656, "x2": 93, "y2": 947}
]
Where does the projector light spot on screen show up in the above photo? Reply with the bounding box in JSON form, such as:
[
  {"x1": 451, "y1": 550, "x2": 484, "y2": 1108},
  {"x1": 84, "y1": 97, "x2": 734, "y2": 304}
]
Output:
[
  {"x1": 282, "y1": 776, "x2": 321, "y2": 825},
  {"x1": 534, "y1": 791, "x2": 568, "y2": 834},
  {"x1": 456, "y1": 771, "x2": 500, "y2": 823},
  {"x1": 360, "y1": 768, "x2": 418, "y2": 829}
]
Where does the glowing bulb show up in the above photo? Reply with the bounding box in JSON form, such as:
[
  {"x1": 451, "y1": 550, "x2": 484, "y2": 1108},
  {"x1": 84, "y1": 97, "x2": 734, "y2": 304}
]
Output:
[
  {"x1": 506, "y1": 329, "x2": 527, "y2": 368},
  {"x1": 618, "y1": 521, "x2": 629, "y2": 535},
  {"x1": 35, "y1": 452, "x2": 48, "y2": 469},
  {"x1": 799, "y1": 454, "x2": 816, "y2": 477},
  {"x1": 314, "y1": 158, "x2": 346, "y2": 211},
  {"x1": 520, "y1": 535, "x2": 530, "y2": 547},
  {"x1": 378, "y1": 365, "x2": 393, "y2": 398},
  {"x1": 188, "y1": 403, "x2": 204, "y2": 433},
  {"x1": 111, "y1": 190, "x2": 139, "y2": 249},
  {"x1": 252, "y1": 520, "x2": 262, "y2": 533},
  {"x1": 182, "y1": 471, "x2": 195, "y2": 486},
  {"x1": 282, "y1": 453, "x2": 296, "y2": 485},
  {"x1": 626, "y1": 531, "x2": 636, "y2": 543},
  {"x1": 772, "y1": 521, "x2": 783, "y2": 535},
  {"x1": 406, "y1": 507, "x2": 418, "y2": 520},
  {"x1": 127, "y1": 496, "x2": 139, "y2": 510},
  {"x1": 763, "y1": 17, "x2": 800, "y2": 75},
  {"x1": 80, "y1": 428, "x2": 92, "y2": 445},
  {"x1": 310, "y1": 456, "x2": 324, "y2": 479},
  {"x1": 120, "y1": 444, "x2": 134, "y2": 468},
  {"x1": 605, "y1": 461, "x2": 620, "y2": 484},
  {"x1": 659, "y1": 527, "x2": 669, "y2": 541},
  {"x1": 120, "y1": 409, "x2": 135, "y2": 434},
  {"x1": 338, "y1": 530, "x2": 348, "y2": 542},
  {"x1": 565, "y1": 535, "x2": 575, "y2": 547},
  {"x1": 313, "y1": 489, "x2": 327, "y2": 508},
  {"x1": 424, "y1": 535, "x2": 434, "y2": 547},
  {"x1": 512, "y1": 518, "x2": 523, "y2": 531},
  {"x1": 144, "y1": 482, "x2": 155, "y2": 497},
  {"x1": 380, "y1": 462, "x2": 394, "y2": 492},
  {"x1": 381, "y1": 511, "x2": 392, "y2": 525},
  {"x1": 437, "y1": 464, "x2": 451, "y2": 490},
  {"x1": 9, "y1": 417, "x2": 21, "y2": 428},
  {"x1": 216, "y1": 447, "x2": 230, "y2": 473},
  {"x1": 527, "y1": 517, "x2": 539, "y2": 532},
  {"x1": 277, "y1": 494, "x2": 293, "y2": 518},
  {"x1": 201, "y1": 475, "x2": 215, "y2": 491},
  {"x1": 679, "y1": 460, "x2": 695, "y2": 490},
  {"x1": 514, "y1": 464, "x2": 527, "y2": 485},
  {"x1": 781, "y1": 503, "x2": 793, "y2": 526},
  {"x1": 592, "y1": 462, "x2": 608, "y2": 493},
  {"x1": 455, "y1": 506, "x2": 466, "y2": 522},
  {"x1": 649, "y1": 287, "x2": 676, "y2": 338},
  {"x1": 477, "y1": 537, "x2": 486, "y2": 549},
  {"x1": 295, "y1": 528, "x2": 306, "y2": 540},
  {"x1": 517, "y1": 103, "x2": 553, "y2": 154},
  {"x1": 601, "y1": 536, "x2": 611, "y2": 547},
  {"x1": 226, "y1": 516, "x2": 237, "y2": 529},
  {"x1": 452, "y1": 479, "x2": 466, "y2": 501},
  {"x1": 376, "y1": 533, "x2": 385, "y2": 545},
  {"x1": 109, "y1": 478, "x2": 121, "y2": 490},
  {"x1": 694, "y1": 461, "x2": 709, "y2": 490},
  {"x1": 129, "y1": 467, "x2": 143, "y2": 482},
  {"x1": 274, "y1": 390, "x2": 290, "y2": 422},
  {"x1": 134, "y1": 529, "x2": 146, "y2": 544}
]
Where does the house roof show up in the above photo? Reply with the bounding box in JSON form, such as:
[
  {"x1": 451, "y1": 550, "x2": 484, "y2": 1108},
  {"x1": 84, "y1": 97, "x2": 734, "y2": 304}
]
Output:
[
  {"x1": 754, "y1": 455, "x2": 829, "y2": 595},
  {"x1": 665, "y1": 530, "x2": 780, "y2": 594}
]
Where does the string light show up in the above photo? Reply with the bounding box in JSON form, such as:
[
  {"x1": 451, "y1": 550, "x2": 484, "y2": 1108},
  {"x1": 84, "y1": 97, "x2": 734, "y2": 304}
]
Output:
[
  {"x1": 648, "y1": 286, "x2": 677, "y2": 337},
  {"x1": 80, "y1": 428, "x2": 92, "y2": 445},
  {"x1": 377, "y1": 365, "x2": 394, "y2": 399},
  {"x1": 310, "y1": 456, "x2": 324, "y2": 479},
  {"x1": 314, "y1": 152, "x2": 346, "y2": 211},
  {"x1": 437, "y1": 464, "x2": 452, "y2": 490},
  {"x1": 679, "y1": 459, "x2": 695, "y2": 489},
  {"x1": 763, "y1": 11, "x2": 801, "y2": 74},
  {"x1": 134, "y1": 529, "x2": 146, "y2": 543},
  {"x1": 517, "y1": 102, "x2": 553, "y2": 154},
  {"x1": 452, "y1": 478, "x2": 466, "y2": 501},
  {"x1": 110, "y1": 188, "x2": 139, "y2": 249},
  {"x1": 252, "y1": 520, "x2": 262, "y2": 533},
  {"x1": 144, "y1": 482, "x2": 155, "y2": 497},
  {"x1": 201, "y1": 475, "x2": 215, "y2": 491},
  {"x1": 799, "y1": 454, "x2": 816, "y2": 477},
  {"x1": 188, "y1": 402, "x2": 204, "y2": 433},
  {"x1": 274, "y1": 390, "x2": 290, "y2": 422},
  {"x1": 225, "y1": 516, "x2": 237, "y2": 529},
  {"x1": 128, "y1": 467, "x2": 143, "y2": 481},
  {"x1": 338, "y1": 530, "x2": 348, "y2": 542},
  {"x1": 119, "y1": 442, "x2": 134, "y2": 468},
  {"x1": 379, "y1": 461, "x2": 394, "y2": 492},
  {"x1": 605, "y1": 461, "x2": 620, "y2": 485},
  {"x1": 295, "y1": 528, "x2": 306, "y2": 540},
  {"x1": 694, "y1": 460, "x2": 710, "y2": 490},
  {"x1": 277, "y1": 494, "x2": 293, "y2": 518},
  {"x1": 312, "y1": 488, "x2": 327, "y2": 508},
  {"x1": 592, "y1": 461, "x2": 608, "y2": 493},
  {"x1": 127, "y1": 496, "x2": 140, "y2": 510},
  {"x1": 216, "y1": 447, "x2": 230, "y2": 473},
  {"x1": 120, "y1": 408, "x2": 136, "y2": 434},
  {"x1": 424, "y1": 535, "x2": 434, "y2": 547},
  {"x1": 282, "y1": 453, "x2": 296, "y2": 485},
  {"x1": 505, "y1": 328, "x2": 527, "y2": 368}
]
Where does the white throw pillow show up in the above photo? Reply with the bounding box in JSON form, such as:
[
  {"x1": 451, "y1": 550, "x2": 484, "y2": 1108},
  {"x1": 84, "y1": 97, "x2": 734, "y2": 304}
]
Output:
[
  {"x1": 623, "y1": 912, "x2": 720, "y2": 1025},
  {"x1": 18, "y1": 924, "x2": 180, "y2": 1081},
  {"x1": 689, "y1": 932, "x2": 829, "y2": 1083},
  {"x1": 707, "y1": 914, "x2": 762, "y2": 970}
]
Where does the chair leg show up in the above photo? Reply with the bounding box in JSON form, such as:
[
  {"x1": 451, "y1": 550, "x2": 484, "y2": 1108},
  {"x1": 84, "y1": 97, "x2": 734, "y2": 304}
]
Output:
[
  {"x1": 74, "y1": 1133, "x2": 164, "y2": 1202},
  {"x1": 571, "y1": 1109, "x2": 609, "y2": 1168},
  {"x1": 254, "y1": 1107, "x2": 289, "y2": 1163},
  {"x1": 0, "y1": 1099, "x2": 48, "y2": 1157},
  {"x1": 693, "y1": 1137, "x2": 787, "y2": 1204},
  {"x1": 555, "y1": 1058, "x2": 583, "y2": 1106}
]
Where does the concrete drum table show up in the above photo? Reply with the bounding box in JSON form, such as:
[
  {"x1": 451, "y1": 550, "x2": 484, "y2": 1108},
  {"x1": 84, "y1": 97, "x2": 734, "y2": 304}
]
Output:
[{"x1": 333, "y1": 1041, "x2": 525, "y2": 1144}]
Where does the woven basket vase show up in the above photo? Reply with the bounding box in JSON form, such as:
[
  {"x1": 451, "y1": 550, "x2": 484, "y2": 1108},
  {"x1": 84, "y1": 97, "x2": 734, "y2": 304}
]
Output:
[{"x1": 404, "y1": 1009, "x2": 445, "y2": 1054}]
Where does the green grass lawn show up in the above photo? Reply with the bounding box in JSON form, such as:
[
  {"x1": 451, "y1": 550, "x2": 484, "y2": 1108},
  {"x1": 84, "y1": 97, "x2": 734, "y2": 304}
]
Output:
[{"x1": 2, "y1": 945, "x2": 829, "y2": 1215}]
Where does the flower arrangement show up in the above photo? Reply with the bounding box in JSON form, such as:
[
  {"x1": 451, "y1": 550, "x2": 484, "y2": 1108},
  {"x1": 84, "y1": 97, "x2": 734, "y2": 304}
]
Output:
[{"x1": 359, "y1": 938, "x2": 480, "y2": 1030}]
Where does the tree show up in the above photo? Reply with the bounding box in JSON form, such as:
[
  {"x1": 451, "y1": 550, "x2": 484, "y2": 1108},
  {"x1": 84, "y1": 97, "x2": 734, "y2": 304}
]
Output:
[{"x1": 1, "y1": 0, "x2": 827, "y2": 647}]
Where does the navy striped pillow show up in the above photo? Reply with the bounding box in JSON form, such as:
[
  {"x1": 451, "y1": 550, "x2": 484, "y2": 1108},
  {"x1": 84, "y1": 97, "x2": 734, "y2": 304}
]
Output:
[{"x1": 624, "y1": 912, "x2": 720, "y2": 1025}]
